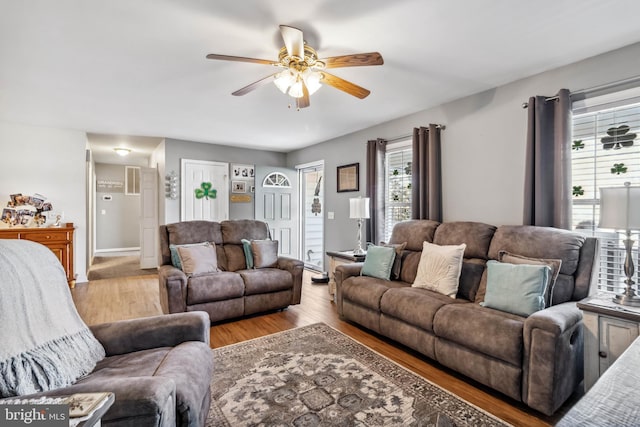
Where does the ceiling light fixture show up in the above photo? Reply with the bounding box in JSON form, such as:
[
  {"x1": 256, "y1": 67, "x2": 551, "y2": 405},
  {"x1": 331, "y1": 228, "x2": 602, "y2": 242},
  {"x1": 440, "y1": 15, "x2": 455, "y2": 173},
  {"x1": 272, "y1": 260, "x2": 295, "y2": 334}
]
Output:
[
  {"x1": 273, "y1": 44, "x2": 324, "y2": 99},
  {"x1": 114, "y1": 148, "x2": 131, "y2": 156}
]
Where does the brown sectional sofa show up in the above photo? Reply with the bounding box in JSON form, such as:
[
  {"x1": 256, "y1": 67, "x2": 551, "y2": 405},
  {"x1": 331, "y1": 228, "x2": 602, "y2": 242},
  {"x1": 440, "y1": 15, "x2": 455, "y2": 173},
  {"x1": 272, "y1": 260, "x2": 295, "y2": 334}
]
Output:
[
  {"x1": 335, "y1": 220, "x2": 599, "y2": 415},
  {"x1": 158, "y1": 220, "x2": 304, "y2": 322}
]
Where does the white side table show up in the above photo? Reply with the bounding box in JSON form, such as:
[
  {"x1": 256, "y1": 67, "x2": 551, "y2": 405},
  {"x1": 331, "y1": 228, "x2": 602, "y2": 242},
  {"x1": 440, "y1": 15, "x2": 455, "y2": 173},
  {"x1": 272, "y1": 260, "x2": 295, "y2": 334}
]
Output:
[
  {"x1": 326, "y1": 250, "x2": 365, "y2": 300},
  {"x1": 578, "y1": 295, "x2": 640, "y2": 391}
]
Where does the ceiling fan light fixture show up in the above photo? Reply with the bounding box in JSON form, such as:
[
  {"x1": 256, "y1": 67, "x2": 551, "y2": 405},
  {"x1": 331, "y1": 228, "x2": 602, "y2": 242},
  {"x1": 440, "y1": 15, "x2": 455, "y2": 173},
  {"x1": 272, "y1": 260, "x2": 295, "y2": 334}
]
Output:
[
  {"x1": 274, "y1": 70, "x2": 295, "y2": 94},
  {"x1": 302, "y1": 69, "x2": 322, "y2": 95}
]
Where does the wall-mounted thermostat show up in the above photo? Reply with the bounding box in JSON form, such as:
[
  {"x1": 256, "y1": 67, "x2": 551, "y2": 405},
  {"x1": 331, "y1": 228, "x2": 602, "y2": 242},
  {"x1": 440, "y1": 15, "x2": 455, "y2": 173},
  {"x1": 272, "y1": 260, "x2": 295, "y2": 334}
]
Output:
[{"x1": 102, "y1": 195, "x2": 113, "y2": 201}]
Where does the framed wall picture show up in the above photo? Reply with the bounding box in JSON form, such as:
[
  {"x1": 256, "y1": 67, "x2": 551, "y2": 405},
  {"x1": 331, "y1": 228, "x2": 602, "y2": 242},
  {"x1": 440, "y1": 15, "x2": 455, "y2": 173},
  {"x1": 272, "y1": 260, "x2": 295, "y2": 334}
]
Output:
[
  {"x1": 337, "y1": 163, "x2": 359, "y2": 192},
  {"x1": 231, "y1": 164, "x2": 255, "y2": 179},
  {"x1": 231, "y1": 181, "x2": 247, "y2": 193}
]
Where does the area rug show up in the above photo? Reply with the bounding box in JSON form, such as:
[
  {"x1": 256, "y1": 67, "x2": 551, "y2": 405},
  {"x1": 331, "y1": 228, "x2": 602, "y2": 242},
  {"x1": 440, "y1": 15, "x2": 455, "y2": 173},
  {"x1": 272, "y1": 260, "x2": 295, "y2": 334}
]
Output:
[
  {"x1": 207, "y1": 323, "x2": 511, "y2": 426},
  {"x1": 87, "y1": 256, "x2": 157, "y2": 280}
]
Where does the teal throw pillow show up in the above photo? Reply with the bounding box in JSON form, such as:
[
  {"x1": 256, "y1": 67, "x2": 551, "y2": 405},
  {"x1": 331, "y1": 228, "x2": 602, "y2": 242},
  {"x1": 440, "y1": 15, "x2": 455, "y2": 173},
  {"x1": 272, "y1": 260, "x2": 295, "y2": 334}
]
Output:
[
  {"x1": 481, "y1": 260, "x2": 550, "y2": 317},
  {"x1": 170, "y1": 242, "x2": 210, "y2": 270},
  {"x1": 241, "y1": 239, "x2": 254, "y2": 269},
  {"x1": 361, "y1": 245, "x2": 396, "y2": 280}
]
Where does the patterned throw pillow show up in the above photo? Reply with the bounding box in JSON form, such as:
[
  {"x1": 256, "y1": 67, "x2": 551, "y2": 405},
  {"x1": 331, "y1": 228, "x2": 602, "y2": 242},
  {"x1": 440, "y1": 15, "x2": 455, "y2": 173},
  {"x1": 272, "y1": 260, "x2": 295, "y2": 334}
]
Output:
[{"x1": 412, "y1": 241, "x2": 466, "y2": 298}]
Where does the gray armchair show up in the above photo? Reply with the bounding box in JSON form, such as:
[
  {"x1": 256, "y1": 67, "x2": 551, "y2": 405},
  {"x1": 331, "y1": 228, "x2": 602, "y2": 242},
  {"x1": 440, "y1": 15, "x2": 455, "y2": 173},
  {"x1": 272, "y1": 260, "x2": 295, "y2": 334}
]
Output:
[{"x1": 0, "y1": 239, "x2": 213, "y2": 427}]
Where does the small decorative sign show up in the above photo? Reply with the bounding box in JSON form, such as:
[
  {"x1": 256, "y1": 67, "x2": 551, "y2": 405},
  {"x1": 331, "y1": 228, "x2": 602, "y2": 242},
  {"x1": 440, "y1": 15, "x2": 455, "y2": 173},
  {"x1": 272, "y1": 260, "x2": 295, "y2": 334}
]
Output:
[{"x1": 230, "y1": 194, "x2": 252, "y2": 203}]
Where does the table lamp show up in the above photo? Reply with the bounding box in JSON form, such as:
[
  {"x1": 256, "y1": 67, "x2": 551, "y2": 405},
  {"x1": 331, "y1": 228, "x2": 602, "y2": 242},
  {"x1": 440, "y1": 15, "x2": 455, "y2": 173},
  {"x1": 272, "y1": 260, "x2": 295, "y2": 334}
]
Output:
[
  {"x1": 349, "y1": 197, "x2": 370, "y2": 255},
  {"x1": 599, "y1": 182, "x2": 640, "y2": 306}
]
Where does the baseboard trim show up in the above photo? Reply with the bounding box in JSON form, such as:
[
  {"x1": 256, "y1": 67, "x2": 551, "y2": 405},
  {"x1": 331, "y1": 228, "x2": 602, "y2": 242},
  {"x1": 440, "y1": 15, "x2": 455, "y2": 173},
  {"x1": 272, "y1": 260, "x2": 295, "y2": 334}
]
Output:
[{"x1": 95, "y1": 247, "x2": 140, "y2": 254}]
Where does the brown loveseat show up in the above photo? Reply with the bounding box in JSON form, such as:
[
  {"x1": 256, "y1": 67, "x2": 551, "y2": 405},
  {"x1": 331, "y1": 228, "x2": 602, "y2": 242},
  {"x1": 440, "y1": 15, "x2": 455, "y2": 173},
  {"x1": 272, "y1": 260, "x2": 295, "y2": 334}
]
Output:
[
  {"x1": 158, "y1": 220, "x2": 304, "y2": 322},
  {"x1": 335, "y1": 220, "x2": 598, "y2": 416}
]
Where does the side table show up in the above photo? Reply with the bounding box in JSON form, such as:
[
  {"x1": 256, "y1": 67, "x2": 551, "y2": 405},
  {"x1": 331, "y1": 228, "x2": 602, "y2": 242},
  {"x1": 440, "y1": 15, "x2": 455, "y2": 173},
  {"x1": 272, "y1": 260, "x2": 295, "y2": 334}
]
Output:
[
  {"x1": 578, "y1": 295, "x2": 640, "y2": 391},
  {"x1": 326, "y1": 250, "x2": 365, "y2": 300}
]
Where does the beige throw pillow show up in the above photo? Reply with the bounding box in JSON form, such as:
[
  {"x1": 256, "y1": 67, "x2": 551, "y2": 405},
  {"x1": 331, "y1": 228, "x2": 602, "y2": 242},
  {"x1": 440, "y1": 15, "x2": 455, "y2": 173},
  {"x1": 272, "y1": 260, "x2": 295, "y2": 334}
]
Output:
[
  {"x1": 412, "y1": 241, "x2": 466, "y2": 298},
  {"x1": 251, "y1": 240, "x2": 279, "y2": 268},
  {"x1": 176, "y1": 243, "x2": 219, "y2": 276}
]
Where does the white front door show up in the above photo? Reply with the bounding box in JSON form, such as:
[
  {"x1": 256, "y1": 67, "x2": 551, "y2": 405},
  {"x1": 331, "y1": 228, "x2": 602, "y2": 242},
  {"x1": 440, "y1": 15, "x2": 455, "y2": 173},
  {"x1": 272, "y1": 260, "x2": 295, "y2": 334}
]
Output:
[
  {"x1": 181, "y1": 159, "x2": 229, "y2": 221},
  {"x1": 255, "y1": 167, "x2": 298, "y2": 258},
  {"x1": 139, "y1": 167, "x2": 158, "y2": 269}
]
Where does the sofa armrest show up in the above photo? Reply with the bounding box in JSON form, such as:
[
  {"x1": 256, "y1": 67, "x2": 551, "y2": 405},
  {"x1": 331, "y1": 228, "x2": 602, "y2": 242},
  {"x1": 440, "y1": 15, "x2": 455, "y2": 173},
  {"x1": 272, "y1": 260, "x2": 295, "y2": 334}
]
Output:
[
  {"x1": 158, "y1": 264, "x2": 188, "y2": 314},
  {"x1": 90, "y1": 311, "x2": 210, "y2": 356},
  {"x1": 522, "y1": 302, "x2": 584, "y2": 415},
  {"x1": 277, "y1": 256, "x2": 304, "y2": 304},
  {"x1": 334, "y1": 263, "x2": 363, "y2": 317}
]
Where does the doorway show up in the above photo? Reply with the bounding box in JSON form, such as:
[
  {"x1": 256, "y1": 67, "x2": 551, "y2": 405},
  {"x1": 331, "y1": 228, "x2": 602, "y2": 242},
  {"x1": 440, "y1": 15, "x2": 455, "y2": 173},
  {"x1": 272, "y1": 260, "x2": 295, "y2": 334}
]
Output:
[{"x1": 298, "y1": 162, "x2": 324, "y2": 271}]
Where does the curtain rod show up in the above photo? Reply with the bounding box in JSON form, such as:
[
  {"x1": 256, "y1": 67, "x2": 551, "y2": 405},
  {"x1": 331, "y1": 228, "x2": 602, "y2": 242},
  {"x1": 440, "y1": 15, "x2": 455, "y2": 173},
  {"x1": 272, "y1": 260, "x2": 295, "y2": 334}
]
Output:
[
  {"x1": 521, "y1": 75, "x2": 640, "y2": 108},
  {"x1": 385, "y1": 124, "x2": 447, "y2": 143}
]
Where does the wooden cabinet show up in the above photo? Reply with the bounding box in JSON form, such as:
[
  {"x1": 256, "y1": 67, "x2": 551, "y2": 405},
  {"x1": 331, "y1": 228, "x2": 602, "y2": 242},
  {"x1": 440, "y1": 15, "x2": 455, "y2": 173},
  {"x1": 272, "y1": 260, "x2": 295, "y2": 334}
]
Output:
[
  {"x1": 578, "y1": 296, "x2": 640, "y2": 391},
  {"x1": 0, "y1": 224, "x2": 75, "y2": 287}
]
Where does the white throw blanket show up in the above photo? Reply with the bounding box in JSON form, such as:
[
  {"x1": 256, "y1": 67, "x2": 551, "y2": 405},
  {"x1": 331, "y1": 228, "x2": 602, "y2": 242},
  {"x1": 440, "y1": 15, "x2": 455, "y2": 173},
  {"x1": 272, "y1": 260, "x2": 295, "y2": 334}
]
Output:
[{"x1": 0, "y1": 239, "x2": 105, "y2": 397}]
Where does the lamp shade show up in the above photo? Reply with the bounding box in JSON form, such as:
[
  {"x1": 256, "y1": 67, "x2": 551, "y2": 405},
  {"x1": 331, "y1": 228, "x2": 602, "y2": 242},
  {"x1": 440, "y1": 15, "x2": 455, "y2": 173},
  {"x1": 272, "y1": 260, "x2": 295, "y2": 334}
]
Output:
[
  {"x1": 349, "y1": 197, "x2": 370, "y2": 219},
  {"x1": 599, "y1": 184, "x2": 640, "y2": 230}
]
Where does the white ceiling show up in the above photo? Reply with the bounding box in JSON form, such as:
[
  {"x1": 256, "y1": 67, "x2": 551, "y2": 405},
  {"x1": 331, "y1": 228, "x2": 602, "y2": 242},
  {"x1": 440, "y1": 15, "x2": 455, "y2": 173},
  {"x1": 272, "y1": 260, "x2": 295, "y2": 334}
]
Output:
[{"x1": 2, "y1": 0, "x2": 640, "y2": 161}]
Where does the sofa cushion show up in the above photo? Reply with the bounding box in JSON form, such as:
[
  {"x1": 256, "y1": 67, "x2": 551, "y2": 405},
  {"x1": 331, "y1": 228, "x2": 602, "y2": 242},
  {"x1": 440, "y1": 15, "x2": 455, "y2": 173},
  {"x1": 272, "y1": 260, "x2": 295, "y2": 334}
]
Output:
[
  {"x1": 176, "y1": 243, "x2": 219, "y2": 276},
  {"x1": 457, "y1": 260, "x2": 486, "y2": 301},
  {"x1": 388, "y1": 219, "x2": 440, "y2": 251},
  {"x1": 380, "y1": 287, "x2": 463, "y2": 332},
  {"x1": 498, "y1": 250, "x2": 561, "y2": 306},
  {"x1": 221, "y1": 219, "x2": 269, "y2": 244},
  {"x1": 186, "y1": 272, "x2": 245, "y2": 305},
  {"x1": 251, "y1": 240, "x2": 278, "y2": 269},
  {"x1": 361, "y1": 245, "x2": 396, "y2": 280},
  {"x1": 433, "y1": 221, "x2": 497, "y2": 260},
  {"x1": 488, "y1": 226, "x2": 584, "y2": 305},
  {"x1": 381, "y1": 242, "x2": 407, "y2": 280},
  {"x1": 342, "y1": 276, "x2": 405, "y2": 311},
  {"x1": 481, "y1": 261, "x2": 550, "y2": 317},
  {"x1": 433, "y1": 303, "x2": 525, "y2": 366},
  {"x1": 167, "y1": 221, "x2": 223, "y2": 246},
  {"x1": 399, "y1": 251, "x2": 422, "y2": 284},
  {"x1": 224, "y1": 245, "x2": 248, "y2": 272},
  {"x1": 412, "y1": 241, "x2": 466, "y2": 298},
  {"x1": 240, "y1": 268, "x2": 292, "y2": 295}
]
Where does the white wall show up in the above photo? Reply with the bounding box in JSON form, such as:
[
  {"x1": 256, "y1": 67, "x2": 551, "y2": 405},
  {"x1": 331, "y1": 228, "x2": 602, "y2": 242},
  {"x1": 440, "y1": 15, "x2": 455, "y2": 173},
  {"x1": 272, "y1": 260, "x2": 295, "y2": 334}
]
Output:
[
  {"x1": 0, "y1": 120, "x2": 89, "y2": 282},
  {"x1": 287, "y1": 41, "x2": 640, "y2": 253}
]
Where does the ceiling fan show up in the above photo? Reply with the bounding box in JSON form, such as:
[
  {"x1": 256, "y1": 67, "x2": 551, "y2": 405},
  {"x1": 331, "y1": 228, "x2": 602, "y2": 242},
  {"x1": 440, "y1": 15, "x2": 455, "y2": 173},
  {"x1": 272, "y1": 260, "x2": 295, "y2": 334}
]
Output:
[{"x1": 206, "y1": 25, "x2": 384, "y2": 109}]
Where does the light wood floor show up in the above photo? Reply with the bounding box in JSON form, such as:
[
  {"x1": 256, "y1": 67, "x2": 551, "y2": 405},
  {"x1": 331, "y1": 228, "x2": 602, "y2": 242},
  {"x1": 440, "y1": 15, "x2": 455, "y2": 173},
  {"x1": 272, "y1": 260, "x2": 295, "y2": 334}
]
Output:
[{"x1": 72, "y1": 271, "x2": 578, "y2": 426}]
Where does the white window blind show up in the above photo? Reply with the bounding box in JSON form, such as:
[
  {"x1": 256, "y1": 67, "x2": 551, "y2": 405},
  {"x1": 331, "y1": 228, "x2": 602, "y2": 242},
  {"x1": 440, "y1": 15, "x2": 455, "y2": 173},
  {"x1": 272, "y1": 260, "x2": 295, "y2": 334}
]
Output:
[
  {"x1": 384, "y1": 143, "x2": 412, "y2": 241},
  {"x1": 571, "y1": 98, "x2": 640, "y2": 293}
]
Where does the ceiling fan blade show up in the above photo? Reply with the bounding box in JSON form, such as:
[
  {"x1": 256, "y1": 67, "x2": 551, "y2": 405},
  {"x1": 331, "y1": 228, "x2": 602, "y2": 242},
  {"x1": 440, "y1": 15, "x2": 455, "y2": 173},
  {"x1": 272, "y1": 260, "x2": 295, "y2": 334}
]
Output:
[
  {"x1": 323, "y1": 52, "x2": 384, "y2": 68},
  {"x1": 280, "y1": 25, "x2": 304, "y2": 58},
  {"x1": 206, "y1": 53, "x2": 278, "y2": 66},
  {"x1": 296, "y1": 83, "x2": 310, "y2": 109},
  {"x1": 232, "y1": 73, "x2": 277, "y2": 96},
  {"x1": 320, "y1": 72, "x2": 370, "y2": 99}
]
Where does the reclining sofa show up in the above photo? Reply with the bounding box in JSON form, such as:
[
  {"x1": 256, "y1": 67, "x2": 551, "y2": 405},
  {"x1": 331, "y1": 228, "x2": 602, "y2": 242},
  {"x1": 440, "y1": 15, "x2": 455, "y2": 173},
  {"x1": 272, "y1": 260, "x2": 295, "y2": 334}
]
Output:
[
  {"x1": 158, "y1": 220, "x2": 304, "y2": 322},
  {"x1": 335, "y1": 220, "x2": 598, "y2": 415}
]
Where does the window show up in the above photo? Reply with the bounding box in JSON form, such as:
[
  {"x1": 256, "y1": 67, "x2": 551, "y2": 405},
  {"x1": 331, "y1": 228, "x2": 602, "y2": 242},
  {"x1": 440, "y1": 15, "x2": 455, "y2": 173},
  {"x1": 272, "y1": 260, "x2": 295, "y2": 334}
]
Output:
[
  {"x1": 125, "y1": 166, "x2": 141, "y2": 195},
  {"x1": 384, "y1": 141, "x2": 412, "y2": 241},
  {"x1": 571, "y1": 91, "x2": 640, "y2": 293}
]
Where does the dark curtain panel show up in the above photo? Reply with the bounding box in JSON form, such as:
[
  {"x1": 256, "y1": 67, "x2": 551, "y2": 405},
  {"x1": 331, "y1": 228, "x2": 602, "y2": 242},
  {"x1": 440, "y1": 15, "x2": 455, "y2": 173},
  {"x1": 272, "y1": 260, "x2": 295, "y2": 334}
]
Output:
[
  {"x1": 411, "y1": 124, "x2": 442, "y2": 221},
  {"x1": 366, "y1": 138, "x2": 387, "y2": 244},
  {"x1": 523, "y1": 88, "x2": 571, "y2": 229}
]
